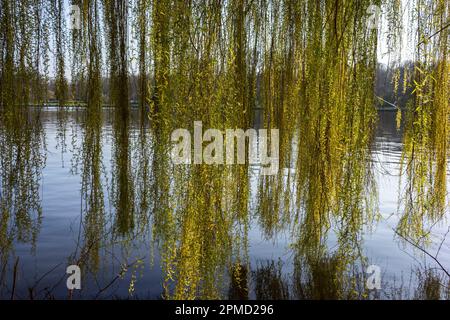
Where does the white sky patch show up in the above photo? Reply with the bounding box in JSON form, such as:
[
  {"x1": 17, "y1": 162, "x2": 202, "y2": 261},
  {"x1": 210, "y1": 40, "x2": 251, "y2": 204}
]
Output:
[{"x1": 377, "y1": 0, "x2": 416, "y2": 66}]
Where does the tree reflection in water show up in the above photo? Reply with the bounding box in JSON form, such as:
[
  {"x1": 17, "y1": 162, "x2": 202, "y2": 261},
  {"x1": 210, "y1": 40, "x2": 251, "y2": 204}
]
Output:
[{"x1": 0, "y1": 0, "x2": 448, "y2": 301}]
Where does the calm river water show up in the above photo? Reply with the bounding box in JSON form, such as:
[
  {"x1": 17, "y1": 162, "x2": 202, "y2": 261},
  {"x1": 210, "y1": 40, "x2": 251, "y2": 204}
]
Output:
[{"x1": 0, "y1": 108, "x2": 449, "y2": 299}]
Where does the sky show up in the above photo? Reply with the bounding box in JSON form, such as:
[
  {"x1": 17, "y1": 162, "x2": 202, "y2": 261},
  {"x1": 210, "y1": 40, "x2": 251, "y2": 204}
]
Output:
[{"x1": 377, "y1": 0, "x2": 416, "y2": 65}]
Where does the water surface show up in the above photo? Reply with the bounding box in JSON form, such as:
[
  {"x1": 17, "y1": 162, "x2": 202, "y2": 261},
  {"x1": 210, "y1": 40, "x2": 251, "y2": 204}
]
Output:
[{"x1": 0, "y1": 108, "x2": 449, "y2": 299}]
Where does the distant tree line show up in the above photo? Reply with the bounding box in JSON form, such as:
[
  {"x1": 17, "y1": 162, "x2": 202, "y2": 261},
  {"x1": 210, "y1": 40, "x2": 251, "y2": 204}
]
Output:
[{"x1": 375, "y1": 62, "x2": 415, "y2": 109}]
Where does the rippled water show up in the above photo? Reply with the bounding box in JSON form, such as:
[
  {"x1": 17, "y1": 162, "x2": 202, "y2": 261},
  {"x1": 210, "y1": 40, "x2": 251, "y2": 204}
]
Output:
[{"x1": 0, "y1": 109, "x2": 449, "y2": 299}]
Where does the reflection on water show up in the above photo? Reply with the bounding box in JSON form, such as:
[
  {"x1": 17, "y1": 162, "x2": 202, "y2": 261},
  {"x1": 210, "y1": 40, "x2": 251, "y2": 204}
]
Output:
[
  {"x1": 76, "y1": 105, "x2": 106, "y2": 273},
  {"x1": 0, "y1": 108, "x2": 449, "y2": 299},
  {"x1": 0, "y1": 109, "x2": 45, "y2": 291}
]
